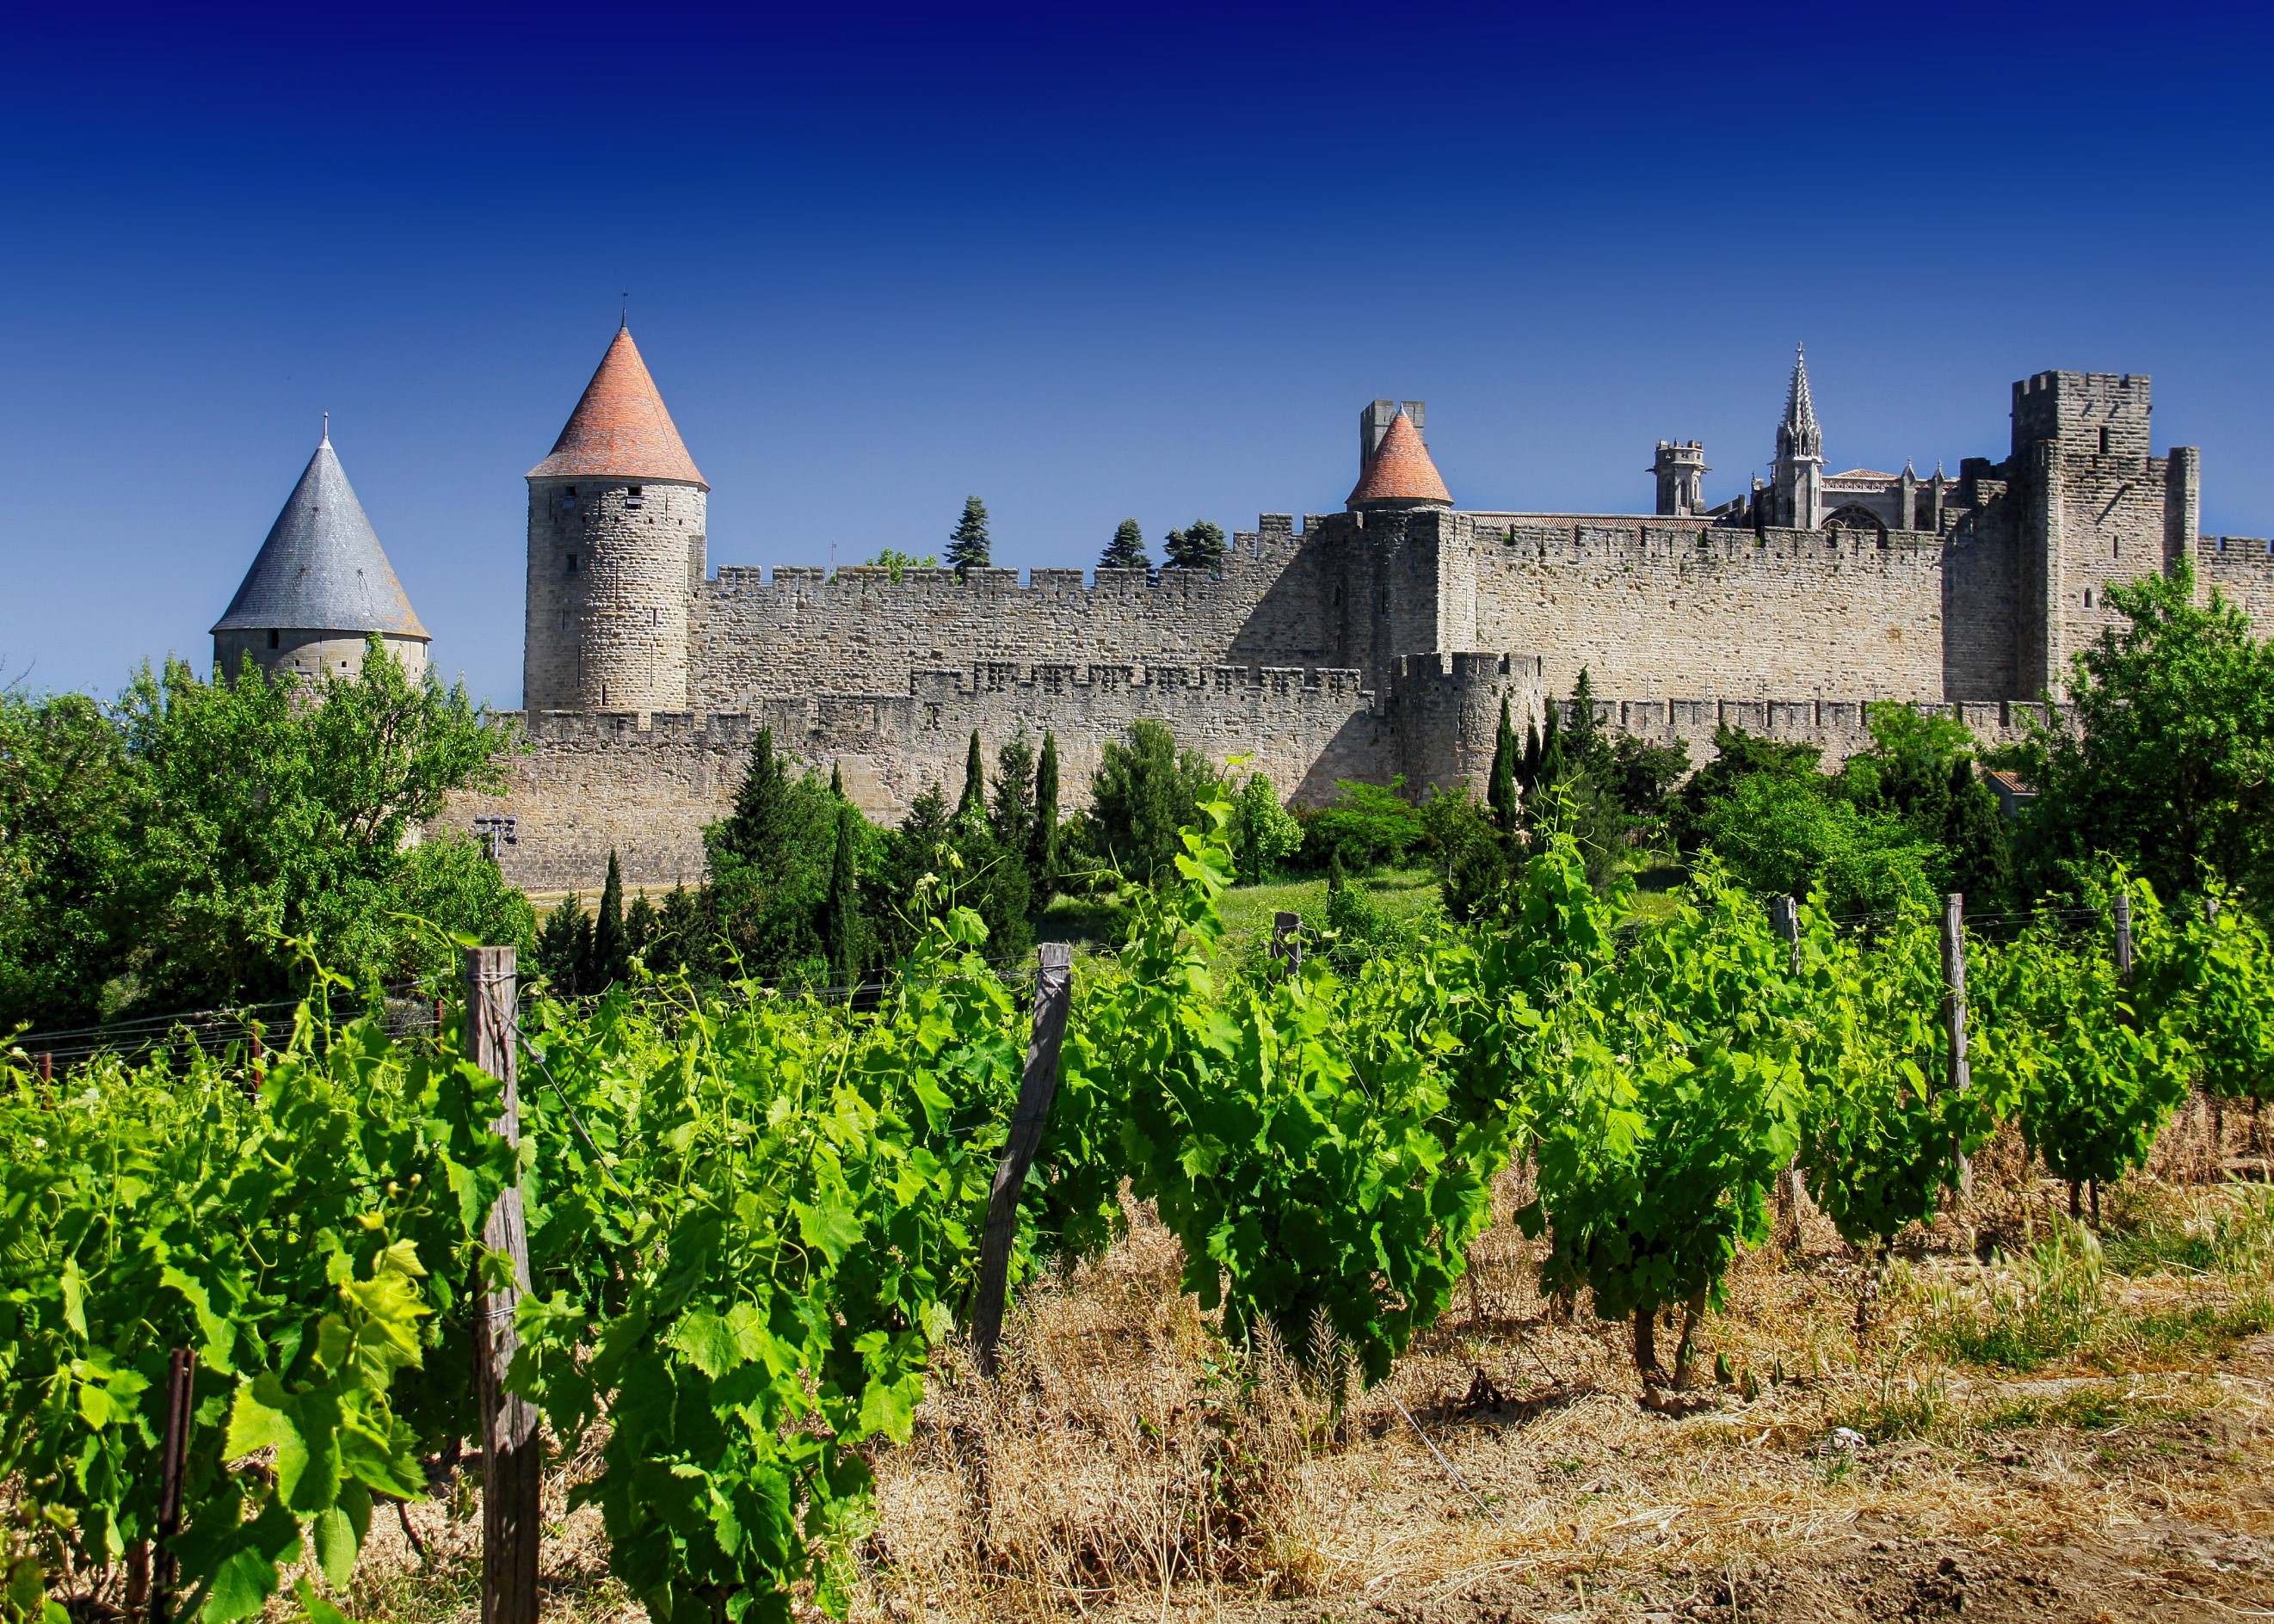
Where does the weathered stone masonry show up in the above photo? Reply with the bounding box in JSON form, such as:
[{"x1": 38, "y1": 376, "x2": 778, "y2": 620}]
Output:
[{"x1": 418, "y1": 340, "x2": 2274, "y2": 894}]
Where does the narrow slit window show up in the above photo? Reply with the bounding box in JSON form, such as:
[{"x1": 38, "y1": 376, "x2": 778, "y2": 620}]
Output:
[
  {"x1": 268, "y1": 630, "x2": 280, "y2": 649},
  {"x1": 566, "y1": 553, "x2": 579, "y2": 575},
  {"x1": 2099, "y1": 427, "x2": 2111, "y2": 453}
]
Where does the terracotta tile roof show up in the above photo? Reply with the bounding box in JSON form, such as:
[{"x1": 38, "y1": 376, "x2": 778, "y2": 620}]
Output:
[
  {"x1": 1347, "y1": 410, "x2": 1451, "y2": 508},
  {"x1": 527, "y1": 325, "x2": 707, "y2": 487}
]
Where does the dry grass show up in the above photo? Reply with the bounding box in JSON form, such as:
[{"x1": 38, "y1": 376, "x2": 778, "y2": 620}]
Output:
[{"x1": 852, "y1": 1166, "x2": 2274, "y2": 1622}]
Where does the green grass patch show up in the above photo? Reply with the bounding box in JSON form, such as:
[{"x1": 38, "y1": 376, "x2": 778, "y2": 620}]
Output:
[{"x1": 1217, "y1": 868, "x2": 1442, "y2": 941}]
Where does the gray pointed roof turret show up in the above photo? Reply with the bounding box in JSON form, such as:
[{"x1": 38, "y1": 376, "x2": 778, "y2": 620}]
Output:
[
  {"x1": 212, "y1": 433, "x2": 429, "y2": 640},
  {"x1": 1775, "y1": 345, "x2": 1823, "y2": 462}
]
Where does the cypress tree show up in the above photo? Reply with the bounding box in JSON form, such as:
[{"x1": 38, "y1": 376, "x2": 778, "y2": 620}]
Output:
[
  {"x1": 946, "y1": 496, "x2": 991, "y2": 577},
  {"x1": 717, "y1": 728, "x2": 791, "y2": 865},
  {"x1": 591, "y1": 850, "x2": 627, "y2": 990},
  {"x1": 1521, "y1": 720, "x2": 1542, "y2": 791},
  {"x1": 1030, "y1": 731, "x2": 1061, "y2": 907},
  {"x1": 822, "y1": 803, "x2": 860, "y2": 988},
  {"x1": 958, "y1": 729, "x2": 986, "y2": 820},
  {"x1": 1100, "y1": 518, "x2": 1149, "y2": 571},
  {"x1": 1568, "y1": 667, "x2": 1602, "y2": 769},
  {"x1": 990, "y1": 730, "x2": 1037, "y2": 866},
  {"x1": 1488, "y1": 694, "x2": 1519, "y2": 832},
  {"x1": 1537, "y1": 699, "x2": 1567, "y2": 794},
  {"x1": 624, "y1": 892, "x2": 656, "y2": 965},
  {"x1": 830, "y1": 760, "x2": 843, "y2": 799}
]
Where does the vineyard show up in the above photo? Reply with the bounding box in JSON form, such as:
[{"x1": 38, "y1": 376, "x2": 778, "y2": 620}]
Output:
[{"x1": 4, "y1": 799, "x2": 2273, "y2": 1624}]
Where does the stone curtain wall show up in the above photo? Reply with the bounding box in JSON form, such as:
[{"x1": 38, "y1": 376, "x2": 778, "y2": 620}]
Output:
[
  {"x1": 2196, "y1": 538, "x2": 2274, "y2": 631},
  {"x1": 1463, "y1": 516, "x2": 1950, "y2": 701},
  {"x1": 687, "y1": 517, "x2": 1339, "y2": 707},
  {"x1": 439, "y1": 661, "x2": 1392, "y2": 895}
]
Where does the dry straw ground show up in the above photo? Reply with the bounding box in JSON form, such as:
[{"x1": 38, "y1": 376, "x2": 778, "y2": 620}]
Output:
[{"x1": 352, "y1": 1104, "x2": 2274, "y2": 1624}]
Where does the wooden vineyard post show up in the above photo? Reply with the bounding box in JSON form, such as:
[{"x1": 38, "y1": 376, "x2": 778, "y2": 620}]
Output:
[
  {"x1": 466, "y1": 946, "x2": 539, "y2": 1624},
  {"x1": 2207, "y1": 896, "x2": 2225, "y2": 1183},
  {"x1": 150, "y1": 1347, "x2": 193, "y2": 1624},
  {"x1": 1272, "y1": 910, "x2": 1303, "y2": 977},
  {"x1": 2112, "y1": 889, "x2": 2134, "y2": 981},
  {"x1": 1942, "y1": 893, "x2": 1972, "y2": 1202},
  {"x1": 971, "y1": 943, "x2": 1075, "y2": 1377},
  {"x1": 1769, "y1": 897, "x2": 1803, "y2": 1246}
]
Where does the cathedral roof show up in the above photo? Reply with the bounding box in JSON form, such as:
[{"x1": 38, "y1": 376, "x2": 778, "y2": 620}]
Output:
[
  {"x1": 1347, "y1": 410, "x2": 1451, "y2": 508},
  {"x1": 212, "y1": 431, "x2": 429, "y2": 640},
  {"x1": 527, "y1": 323, "x2": 707, "y2": 487}
]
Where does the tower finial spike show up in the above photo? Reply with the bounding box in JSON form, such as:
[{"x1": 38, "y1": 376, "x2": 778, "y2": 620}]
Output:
[
  {"x1": 620, "y1": 292, "x2": 630, "y2": 331},
  {"x1": 320, "y1": 411, "x2": 330, "y2": 449}
]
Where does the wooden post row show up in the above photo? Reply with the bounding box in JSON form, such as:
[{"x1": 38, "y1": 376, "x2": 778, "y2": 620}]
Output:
[
  {"x1": 971, "y1": 943, "x2": 1075, "y2": 1377},
  {"x1": 465, "y1": 946, "x2": 540, "y2": 1624},
  {"x1": 1941, "y1": 893, "x2": 1972, "y2": 1199}
]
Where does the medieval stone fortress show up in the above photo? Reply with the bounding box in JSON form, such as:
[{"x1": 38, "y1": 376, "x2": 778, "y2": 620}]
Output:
[{"x1": 215, "y1": 326, "x2": 2274, "y2": 893}]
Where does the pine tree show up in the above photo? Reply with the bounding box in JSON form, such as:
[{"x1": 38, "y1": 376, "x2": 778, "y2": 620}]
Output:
[
  {"x1": 624, "y1": 892, "x2": 657, "y2": 967},
  {"x1": 1488, "y1": 694, "x2": 1519, "y2": 832},
  {"x1": 958, "y1": 729, "x2": 987, "y2": 820},
  {"x1": 947, "y1": 495, "x2": 991, "y2": 578},
  {"x1": 1030, "y1": 730, "x2": 1061, "y2": 907},
  {"x1": 1100, "y1": 518, "x2": 1149, "y2": 571},
  {"x1": 591, "y1": 850, "x2": 627, "y2": 990},
  {"x1": 1162, "y1": 519, "x2": 1227, "y2": 572},
  {"x1": 535, "y1": 897, "x2": 586, "y2": 993},
  {"x1": 821, "y1": 803, "x2": 860, "y2": 987}
]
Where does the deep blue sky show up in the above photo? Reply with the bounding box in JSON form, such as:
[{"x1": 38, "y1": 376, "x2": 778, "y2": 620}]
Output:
[{"x1": 4, "y1": 2, "x2": 2271, "y2": 708}]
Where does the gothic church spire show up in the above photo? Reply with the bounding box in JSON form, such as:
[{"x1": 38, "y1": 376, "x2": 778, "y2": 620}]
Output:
[{"x1": 1778, "y1": 345, "x2": 1822, "y2": 461}]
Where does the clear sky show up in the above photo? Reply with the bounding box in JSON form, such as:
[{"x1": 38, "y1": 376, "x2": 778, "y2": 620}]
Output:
[{"x1": 3, "y1": 1, "x2": 2270, "y2": 708}]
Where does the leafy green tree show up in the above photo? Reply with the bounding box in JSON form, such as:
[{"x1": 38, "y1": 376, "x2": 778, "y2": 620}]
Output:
[
  {"x1": 0, "y1": 689, "x2": 134, "y2": 1029},
  {"x1": 2012, "y1": 563, "x2": 2274, "y2": 901},
  {"x1": 870, "y1": 785, "x2": 1030, "y2": 964},
  {"x1": 1420, "y1": 785, "x2": 1507, "y2": 923},
  {"x1": 591, "y1": 851, "x2": 628, "y2": 991},
  {"x1": 1100, "y1": 518, "x2": 1149, "y2": 570},
  {"x1": 958, "y1": 729, "x2": 987, "y2": 821},
  {"x1": 1604, "y1": 734, "x2": 1691, "y2": 823},
  {"x1": 1520, "y1": 718, "x2": 1542, "y2": 792},
  {"x1": 1487, "y1": 695, "x2": 1519, "y2": 832},
  {"x1": 946, "y1": 496, "x2": 991, "y2": 578},
  {"x1": 1030, "y1": 731, "x2": 1061, "y2": 907},
  {"x1": 20, "y1": 641, "x2": 530, "y2": 1023},
  {"x1": 1088, "y1": 719, "x2": 1219, "y2": 883},
  {"x1": 1673, "y1": 725, "x2": 1821, "y2": 853},
  {"x1": 1309, "y1": 778, "x2": 1425, "y2": 871},
  {"x1": 862, "y1": 547, "x2": 936, "y2": 582},
  {"x1": 1228, "y1": 771, "x2": 1303, "y2": 884},
  {"x1": 1162, "y1": 519, "x2": 1227, "y2": 573},
  {"x1": 1698, "y1": 772, "x2": 1940, "y2": 915}
]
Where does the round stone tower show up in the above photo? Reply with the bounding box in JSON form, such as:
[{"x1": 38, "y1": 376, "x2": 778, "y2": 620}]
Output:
[
  {"x1": 212, "y1": 425, "x2": 430, "y2": 684},
  {"x1": 525, "y1": 322, "x2": 708, "y2": 713}
]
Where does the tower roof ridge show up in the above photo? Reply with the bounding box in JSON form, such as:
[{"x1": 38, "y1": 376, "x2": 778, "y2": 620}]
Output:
[
  {"x1": 528, "y1": 325, "x2": 707, "y2": 487},
  {"x1": 212, "y1": 436, "x2": 429, "y2": 640},
  {"x1": 1347, "y1": 409, "x2": 1451, "y2": 508}
]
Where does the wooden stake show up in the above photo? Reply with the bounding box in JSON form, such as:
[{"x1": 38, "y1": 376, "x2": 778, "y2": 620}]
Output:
[
  {"x1": 466, "y1": 946, "x2": 539, "y2": 1624},
  {"x1": 1272, "y1": 911, "x2": 1303, "y2": 976},
  {"x1": 971, "y1": 943, "x2": 1074, "y2": 1377},
  {"x1": 36, "y1": 1052, "x2": 52, "y2": 1085},
  {"x1": 2112, "y1": 889, "x2": 2134, "y2": 981},
  {"x1": 151, "y1": 1348, "x2": 194, "y2": 1624},
  {"x1": 1942, "y1": 893, "x2": 1972, "y2": 1201},
  {"x1": 1770, "y1": 897, "x2": 1803, "y2": 1247}
]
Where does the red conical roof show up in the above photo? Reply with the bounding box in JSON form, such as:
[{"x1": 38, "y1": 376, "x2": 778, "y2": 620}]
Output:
[
  {"x1": 527, "y1": 325, "x2": 707, "y2": 487},
  {"x1": 1347, "y1": 410, "x2": 1451, "y2": 508}
]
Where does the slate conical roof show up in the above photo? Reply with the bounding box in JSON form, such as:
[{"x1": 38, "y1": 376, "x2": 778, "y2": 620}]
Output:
[
  {"x1": 212, "y1": 433, "x2": 429, "y2": 639},
  {"x1": 1347, "y1": 409, "x2": 1451, "y2": 508},
  {"x1": 527, "y1": 323, "x2": 707, "y2": 487}
]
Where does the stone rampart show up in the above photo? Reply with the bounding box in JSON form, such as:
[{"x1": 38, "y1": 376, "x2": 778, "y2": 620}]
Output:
[
  {"x1": 2197, "y1": 536, "x2": 2274, "y2": 631},
  {"x1": 1464, "y1": 517, "x2": 1950, "y2": 699}
]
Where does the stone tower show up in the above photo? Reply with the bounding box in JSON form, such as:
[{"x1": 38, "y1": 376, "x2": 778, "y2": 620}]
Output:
[
  {"x1": 1769, "y1": 347, "x2": 1825, "y2": 530},
  {"x1": 1651, "y1": 440, "x2": 1708, "y2": 516},
  {"x1": 212, "y1": 425, "x2": 430, "y2": 683},
  {"x1": 525, "y1": 323, "x2": 707, "y2": 713},
  {"x1": 2008, "y1": 370, "x2": 2199, "y2": 697},
  {"x1": 1347, "y1": 405, "x2": 1451, "y2": 512}
]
